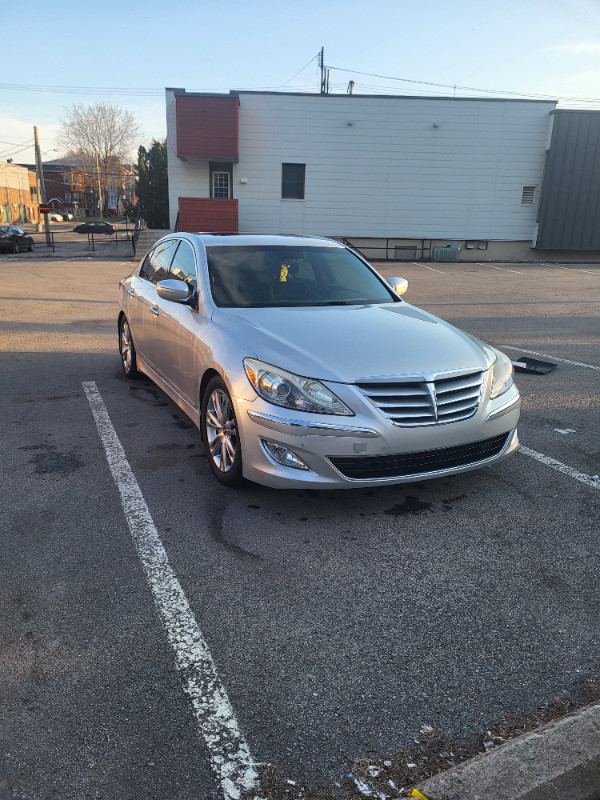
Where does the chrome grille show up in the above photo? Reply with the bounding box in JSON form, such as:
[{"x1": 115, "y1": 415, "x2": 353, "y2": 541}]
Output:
[{"x1": 356, "y1": 371, "x2": 483, "y2": 426}]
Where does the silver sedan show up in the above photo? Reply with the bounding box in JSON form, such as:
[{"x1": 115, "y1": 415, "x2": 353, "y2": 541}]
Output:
[{"x1": 118, "y1": 234, "x2": 520, "y2": 489}]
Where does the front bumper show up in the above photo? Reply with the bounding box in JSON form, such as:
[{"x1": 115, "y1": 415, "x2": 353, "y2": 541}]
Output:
[{"x1": 236, "y1": 382, "x2": 521, "y2": 489}]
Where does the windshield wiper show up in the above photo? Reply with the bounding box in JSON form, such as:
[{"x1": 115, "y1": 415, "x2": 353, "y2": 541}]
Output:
[{"x1": 312, "y1": 299, "x2": 368, "y2": 306}]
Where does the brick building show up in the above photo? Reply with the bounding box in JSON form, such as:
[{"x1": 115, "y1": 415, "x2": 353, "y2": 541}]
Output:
[{"x1": 0, "y1": 161, "x2": 39, "y2": 224}]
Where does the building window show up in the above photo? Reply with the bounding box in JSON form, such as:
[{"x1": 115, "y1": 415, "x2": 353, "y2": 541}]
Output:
[
  {"x1": 73, "y1": 192, "x2": 80, "y2": 202},
  {"x1": 65, "y1": 192, "x2": 72, "y2": 203},
  {"x1": 521, "y1": 186, "x2": 536, "y2": 205},
  {"x1": 63, "y1": 174, "x2": 70, "y2": 185},
  {"x1": 30, "y1": 186, "x2": 38, "y2": 200},
  {"x1": 282, "y1": 163, "x2": 305, "y2": 200},
  {"x1": 210, "y1": 161, "x2": 232, "y2": 199}
]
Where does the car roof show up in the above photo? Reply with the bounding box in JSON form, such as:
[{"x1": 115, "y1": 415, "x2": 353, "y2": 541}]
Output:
[{"x1": 179, "y1": 233, "x2": 344, "y2": 248}]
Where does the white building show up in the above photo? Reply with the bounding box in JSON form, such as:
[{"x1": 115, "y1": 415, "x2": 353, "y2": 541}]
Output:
[{"x1": 166, "y1": 89, "x2": 557, "y2": 260}]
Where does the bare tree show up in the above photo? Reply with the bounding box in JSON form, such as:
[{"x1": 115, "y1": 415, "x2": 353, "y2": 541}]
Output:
[{"x1": 57, "y1": 102, "x2": 140, "y2": 217}]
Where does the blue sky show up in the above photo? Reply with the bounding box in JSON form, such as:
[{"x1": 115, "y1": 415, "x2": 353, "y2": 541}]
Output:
[{"x1": 3, "y1": 0, "x2": 600, "y2": 163}]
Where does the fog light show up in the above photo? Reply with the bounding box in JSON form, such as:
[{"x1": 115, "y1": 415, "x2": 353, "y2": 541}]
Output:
[{"x1": 261, "y1": 439, "x2": 310, "y2": 471}]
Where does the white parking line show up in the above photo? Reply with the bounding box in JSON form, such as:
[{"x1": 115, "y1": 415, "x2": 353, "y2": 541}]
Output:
[
  {"x1": 475, "y1": 262, "x2": 525, "y2": 275},
  {"x1": 411, "y1": 261, "x2": 446, "y2": 274},
  {"x1": 499, "y1": 345, "x2": 600, "y2": 372},
  {"x1": 83, "y1": 381, "x2": 263, "y2": 800},
  {"x1": 520, "y1": 446, "x2": 599, "y2": 490},
  {"x1": 540, "y1": 263, "x2": 599, "y2": 276}
]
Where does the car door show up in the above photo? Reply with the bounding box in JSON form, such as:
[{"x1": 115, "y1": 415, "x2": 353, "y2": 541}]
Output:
[
  {"x1": 13, "y1": 226, "x2": 24, "y2": 247},
  {"x1": 153, "y1": 239, "x2": 211, "y2": 408},
  {"x1": 134, "y1": 239, "x2": 179, "y2": 377}
]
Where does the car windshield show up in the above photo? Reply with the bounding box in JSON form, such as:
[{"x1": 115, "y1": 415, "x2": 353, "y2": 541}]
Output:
[{"x1": 206, "y1": 245, "x2": 399, "y2": 308}]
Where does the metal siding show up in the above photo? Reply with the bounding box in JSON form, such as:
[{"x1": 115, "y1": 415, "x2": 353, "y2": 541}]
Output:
[
  {"x1": 178, "y1": 198, "x2": 238, "y2": 232},
  {"x1": 175, "y1": 96, "x2": 239, "y2": 160},
  {"x1": 537, "y1": 111, "x2": 600, "y2": 249},
  {"x1": 235, "y1": 94, "x2": 553, "y2": 240}
]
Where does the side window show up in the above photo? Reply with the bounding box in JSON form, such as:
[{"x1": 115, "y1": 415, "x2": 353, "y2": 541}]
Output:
[
  {"x1": 282, "y1": 163, "x2": 306, "y2": 199},
  {"x1": 138, "y1": 247, "x2": 156, "y2": 281},
  {"x1": 140, "y1": 240, "x2": 178, "y2": 284},
  {"x1": 167, "y1": 240, "x2": 197, "y2": 293}
]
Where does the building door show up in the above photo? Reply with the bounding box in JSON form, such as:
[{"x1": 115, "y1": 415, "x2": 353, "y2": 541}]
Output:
[{"x1": 209, "y1": 161, "x2": 233, "y2": 199}]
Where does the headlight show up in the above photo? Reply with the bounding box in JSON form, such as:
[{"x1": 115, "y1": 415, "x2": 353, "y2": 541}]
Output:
[
  {"x1": 490, "y1": 349, "x2": 514, "y2": 399},
  {"x1": 244, "y1": 358, "x2": 353, "y2": 416}
]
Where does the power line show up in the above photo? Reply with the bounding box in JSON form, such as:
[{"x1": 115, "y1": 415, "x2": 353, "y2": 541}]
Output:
[
  {"x1": 2, "y1": 64, "x2": 600, "y2": 106},
  {"x1": 0, "y1": 138, "x2": 31, "y2": 147},
  {"x1": 0, "y1": 82, "x2": 164, "y2": 96},
  {"x1": 327, "y1": 64, "x2": 600, "y2": 104},
  {"x1": 278, "y1": 53, "x2": 320, "y2": 89},
  {"x1": 0, "y1": 142, "x2": 33, "y2": 159}
]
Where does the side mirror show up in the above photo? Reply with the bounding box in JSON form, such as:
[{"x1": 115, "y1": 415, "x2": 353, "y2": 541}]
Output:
[
  {"x1": 388, "y1": 277, "x2": 408, "y2": 296},
  {"x1": 156, "y1": 279, "x2": 190, "y2": 303}
]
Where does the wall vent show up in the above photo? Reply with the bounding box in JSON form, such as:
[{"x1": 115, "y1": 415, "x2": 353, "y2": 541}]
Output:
[{"x1": 521, "y1": 185, "x2": 536, "y2": 205}]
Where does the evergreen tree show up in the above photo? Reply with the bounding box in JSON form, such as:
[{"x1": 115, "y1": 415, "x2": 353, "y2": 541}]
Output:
[{"x1": 135, "y1": 139, "x2": 169, "y2": 229}]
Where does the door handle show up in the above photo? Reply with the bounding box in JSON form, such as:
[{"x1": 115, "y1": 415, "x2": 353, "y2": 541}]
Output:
[{"x1": 150, "y1": 305, "x2": 160, "y2": 316}]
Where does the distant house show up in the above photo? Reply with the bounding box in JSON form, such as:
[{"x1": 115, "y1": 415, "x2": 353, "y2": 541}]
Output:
[
  {"x1": 41, "y1": 157, "x2": 95, "y2": 218},
  {"x1": 17, "y1": 157, "x2": 136, "y2": 218},
  {"x1": 18, "y1": 157, "x2": 96, "y2": 218},
  {"x1": 106, "y1": 165, "x2": 136, "y2": 215},
  {"x1": 0, "y1": 161, "x2": 39, "y2": 224}
]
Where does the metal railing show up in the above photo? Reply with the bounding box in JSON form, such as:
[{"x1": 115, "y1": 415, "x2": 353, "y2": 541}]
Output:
[
  {"x1": 342, "y1": 238, "x2": 433, "y2": 262},
  {"x1": 28, "y1": 228, "x2": 136, "y2": 255}
]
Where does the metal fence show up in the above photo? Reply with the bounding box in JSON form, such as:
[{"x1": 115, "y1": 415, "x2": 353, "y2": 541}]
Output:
[
  {"x1": 30, "y1": 229, "x2": 137, "y2": 256},
  {"x1": 342, "y1": 238, "x2": 434, "y2": 262}
]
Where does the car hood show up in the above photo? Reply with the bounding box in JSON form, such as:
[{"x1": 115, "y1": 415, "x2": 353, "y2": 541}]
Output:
[{"x1": 213, "y1": 303, "x2": 493, "y2": 383}]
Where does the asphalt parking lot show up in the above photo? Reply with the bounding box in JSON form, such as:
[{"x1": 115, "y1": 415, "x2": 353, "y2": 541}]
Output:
[{"x1": 1, "y1": 256, "x2": 599, "y2": 799}]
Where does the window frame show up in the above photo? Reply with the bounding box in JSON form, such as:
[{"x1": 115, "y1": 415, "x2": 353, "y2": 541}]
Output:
[
  {"x1": 209, "y1": 161, "x2": 233, "y2": 200},
  {"x1": 281, "y1": 163, "x2": 306, "y2": 200}
]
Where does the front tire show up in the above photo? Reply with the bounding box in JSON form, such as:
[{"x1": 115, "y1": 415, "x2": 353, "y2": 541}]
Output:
[
  {"x1": 12, "y1": 242, "x2": 19, "y2": 254},
  {"x1": 119, "y1": 316, "x2": 138, "y2": 377},
  {"x1": 201, "y1": 377, "x2": 243, "y2": 486}
]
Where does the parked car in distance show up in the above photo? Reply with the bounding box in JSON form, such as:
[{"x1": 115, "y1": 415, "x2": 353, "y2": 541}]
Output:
[
  {"x1": 73, "y1": 221, "x2": 117, "y2": 235},
  {"x1": 47, "y1": 211, "x2": 64, "y2": 222},
  {"x1": 0, "y1": 225, "x2": 34, "y2": 253},
  {"x1": 118, "y1": 233, "x2": 521, "y2": 489},
  {"x1": 62, "y1": 212, "x2": 74, "y2": 221}
]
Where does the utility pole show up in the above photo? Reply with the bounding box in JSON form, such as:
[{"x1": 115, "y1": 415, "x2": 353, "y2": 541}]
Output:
[
  {"x1": 33, "y1": 126, "x2": 51, "y2": 246},
  {"x1": 95, "y1": 152, "x2": 103, "y2": 220},
  {"x1": 319, "y1": 47, "x2": 328, "y2": 95}
]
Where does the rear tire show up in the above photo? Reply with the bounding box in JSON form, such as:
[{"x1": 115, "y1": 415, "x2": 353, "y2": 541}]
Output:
[
  {"x1": 12, "y1": 242, "x2": 19, "y2": 254},
  {"x1": 119, "y1": 316, "x2": 138, "y2": 378},
  {"x1": 201, "y1": 377, "x2": 244, "y2": 486}
]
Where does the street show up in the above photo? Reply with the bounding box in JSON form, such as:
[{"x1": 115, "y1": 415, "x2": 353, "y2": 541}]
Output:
[{"x1": 1, "y1": 256, "x2": 599, "y2": 799}]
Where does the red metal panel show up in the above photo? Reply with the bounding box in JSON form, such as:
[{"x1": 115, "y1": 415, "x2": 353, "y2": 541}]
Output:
[
  {"x1": 176, "y1": 96, "x2": 239, "y2": 160},
  {"x1": 178, "y1": 198, "x2": 238, "y2": 232}
]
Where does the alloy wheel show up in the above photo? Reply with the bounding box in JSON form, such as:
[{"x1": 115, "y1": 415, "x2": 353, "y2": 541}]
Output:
[
  {"x1": 120, "y1": 320, "x2": 133, "y2": 373},
  {"x1": 205, "y1": 389, "x2": 238, "y2": 473}
]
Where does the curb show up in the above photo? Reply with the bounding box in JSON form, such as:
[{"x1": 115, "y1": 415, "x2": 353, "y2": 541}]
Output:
[{"x1": 414, "y1": 703, "x2": 600, "y2": 800}]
